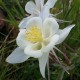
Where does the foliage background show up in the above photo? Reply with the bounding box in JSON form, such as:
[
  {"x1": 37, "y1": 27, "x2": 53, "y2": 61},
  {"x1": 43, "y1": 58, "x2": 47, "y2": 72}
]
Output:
[{"x1": 0, "y1": 0, "x2": 80, "y2": 80}]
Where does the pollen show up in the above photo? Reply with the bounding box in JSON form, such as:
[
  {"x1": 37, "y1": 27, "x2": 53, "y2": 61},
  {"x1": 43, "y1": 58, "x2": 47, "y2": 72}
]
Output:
[{"x1": 25, "y1": 26, "x2": 43, "y2": 43}]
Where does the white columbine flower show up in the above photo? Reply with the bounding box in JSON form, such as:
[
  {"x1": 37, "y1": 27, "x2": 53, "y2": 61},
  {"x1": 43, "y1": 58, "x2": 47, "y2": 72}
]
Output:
[
  {"x1": 19, "y1": 0, "x2": 57, "y2": 28},
  {"x1": 6, "y1": 17, "x2": 75, "y2": 78}
]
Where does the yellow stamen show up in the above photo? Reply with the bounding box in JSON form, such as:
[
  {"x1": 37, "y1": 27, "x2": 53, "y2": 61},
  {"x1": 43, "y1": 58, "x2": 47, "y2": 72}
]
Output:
[{"x1": 25, "y1": 26, "x2": 43, "y2": 43}]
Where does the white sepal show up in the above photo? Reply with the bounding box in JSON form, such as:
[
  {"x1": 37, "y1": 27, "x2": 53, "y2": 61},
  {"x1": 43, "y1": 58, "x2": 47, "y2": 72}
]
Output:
[
  {"x1": 6, "y1": 47, "x2": 30, "y2": 64},
  {"x1": 56, "y1": 24, "x2": 75, "y2": 44},
  {"x1": 25, "y1": 1, "x2": 38, "y2": 14},
  {"x1": 39, "y1": 52, "x2": 49, "y2": 78},
  {"x1": 19, "y1": 15, "x2": 33, "y2": 29}
]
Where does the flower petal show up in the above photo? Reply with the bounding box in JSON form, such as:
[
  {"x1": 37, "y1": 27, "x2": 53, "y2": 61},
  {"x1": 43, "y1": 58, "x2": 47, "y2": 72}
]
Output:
[
  {"x1": 24, "y1": 43, "x2": 43, "y2": 58},
  {"x1": 26, "y1": 17, "x2": 42, "y2": 29},
  {"x1": 6, "y1": 47, "x2": 30, "y2": 64},
  {"x1": 39, "y1": 0, "x2": 57, "y2": 20},
  {"x1": 35, "y1": 0, "x2": 44, "y2": 9},
  {"x1": 43, "y1": 18, "x2": 59, "y2": 38},
  {"x1": 56, "y1": 24, "x2": 75, "y2": 44},
  {"x1": 38, "y1": 52, "x2": 49, "y2": 78},
  {"x1": 19, "y1": 15, "x2": 33, "y2": 29},
  {"x1": 25, "y1": 1, "x2": 39, "y2": 15},
  {"x1": 43, "y1": 34, "x2": 59, "y2": 53},
  {"x1": 16, "y1": 29, "x2": 29, "y2": 49},
  {"x1": 39, "y1": 5, "x2": 50, "y2": 20},
  {"x1": 45, "y1": 0, "x2": 57, "y2": 8}
]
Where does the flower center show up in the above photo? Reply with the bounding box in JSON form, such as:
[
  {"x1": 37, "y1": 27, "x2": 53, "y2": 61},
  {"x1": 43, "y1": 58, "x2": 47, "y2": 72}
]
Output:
[{"x1": 25, "y1": 26, "x2": 43, "y2": 43}]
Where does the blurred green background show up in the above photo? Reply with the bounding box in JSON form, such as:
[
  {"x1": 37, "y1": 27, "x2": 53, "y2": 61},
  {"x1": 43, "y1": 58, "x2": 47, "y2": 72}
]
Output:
[{"x1": 0, "y1": 0, "x2": 80, "y2": 80}]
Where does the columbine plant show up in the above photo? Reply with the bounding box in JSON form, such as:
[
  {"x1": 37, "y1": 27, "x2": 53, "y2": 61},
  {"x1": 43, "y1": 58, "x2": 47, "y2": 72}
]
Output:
[
  {"x1": 6, "y1": 17, "x2": 75, "y2": 78},
  {"x1": 19, "y1": 0, "x2": 58, "y2": 28}
]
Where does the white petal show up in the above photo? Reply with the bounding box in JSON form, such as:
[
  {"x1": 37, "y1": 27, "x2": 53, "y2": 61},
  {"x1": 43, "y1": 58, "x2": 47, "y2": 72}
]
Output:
[
  {"x1": 45, "y1": 0, "x2": 57, "y2": 8},
  {"x1": 43, "y1": 34, "x2": 59, "y2": 53},
  {"x1": 26, "y1": 17, "x2": 42, "y2": 29},
  {"x1": 24, "y1": 43, "x2": 43, "y2": 58},
  {"x1": 35, "y1": 0, "x2": 44, "y2": 9},
  {"x1": 38, "y1": 52, "x2": 49, "y2": 78},
  {"x1": 40, "y1": 0, "x2": 57, "y2": 20},
  {"x1": 43, "y1": 18, "x2": 59, "y2": 38},
  {"x1": 6, "y1": 47, "x2": 30, "y2": 64},
  {"x1": 56, "y1": 24, "x2": 75, "y2": 44},
  {"x1": 35, "y1": 0, "x2": 40, "y2": 9},
  {"x1": 39, "y1": 6, "x2": 50, "y2": 20},
  {"x1": 19, "y1": 15, "x2": 33, "y2": 29},
  {"x1": 16, "y1": 29, "x2": 29, "y2": 49},
  {"x1": 25, "y1": 1, "x2": 39, "y2": 15}
]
